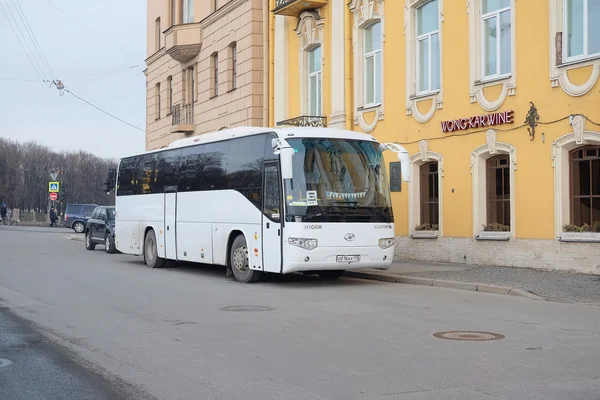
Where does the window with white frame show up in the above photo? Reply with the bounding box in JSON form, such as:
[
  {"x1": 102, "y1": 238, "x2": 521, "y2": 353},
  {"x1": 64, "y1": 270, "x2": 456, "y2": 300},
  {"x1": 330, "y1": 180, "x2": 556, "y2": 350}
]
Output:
[
  {"x1": 308, "y1": 45, "x2": 322, "y2": 116},
  {"x1": 564, "y1": 0, "x2": 600, "y2": 61},
  {"x1": 182, "y1": 0, "x2": 194, "y2": 23},
  {"x1": 416, "y1": 0, "x2": 440, "y2": 93},
  {"x1": 363, "y1": 21, "x2": 382, "y2": 107},
  {"x1": 481, "y1": 0, "x2": 512, "y2": 79}
]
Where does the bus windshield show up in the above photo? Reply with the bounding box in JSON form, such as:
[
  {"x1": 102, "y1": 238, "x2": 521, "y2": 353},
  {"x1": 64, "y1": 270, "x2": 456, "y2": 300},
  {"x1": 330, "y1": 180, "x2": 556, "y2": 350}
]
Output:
[{"x1": 284, "y1": 138, "x2": 393, "y2": 223}]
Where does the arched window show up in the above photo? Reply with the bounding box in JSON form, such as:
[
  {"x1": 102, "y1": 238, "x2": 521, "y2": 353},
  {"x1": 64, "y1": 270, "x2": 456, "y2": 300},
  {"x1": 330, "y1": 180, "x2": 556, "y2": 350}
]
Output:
[
  {"x1": 419, "y1": 162, "x2": 439, "y2": 228},
  {"x1": 308, "y1": 45, "x2": 322, "y2": 115},
  {"x1": 486, "y1": 155, "x2": 511, "y2": 227},
  {"x1": 570, "y1": 146, "x2": 600, "y2": 226}
]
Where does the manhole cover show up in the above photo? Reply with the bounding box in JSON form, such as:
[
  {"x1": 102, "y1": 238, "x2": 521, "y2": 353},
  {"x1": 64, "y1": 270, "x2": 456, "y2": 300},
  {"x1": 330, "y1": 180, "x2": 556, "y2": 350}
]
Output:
[
  {"x1": 433, "y1": 331, "x2": 505, "y2": 341},
  {"x1": 0, "y1": 358, "x2": 12, "y2": 368},
  {"x1": 219, "y1": 305, "x2": 276, "y2": 312}
]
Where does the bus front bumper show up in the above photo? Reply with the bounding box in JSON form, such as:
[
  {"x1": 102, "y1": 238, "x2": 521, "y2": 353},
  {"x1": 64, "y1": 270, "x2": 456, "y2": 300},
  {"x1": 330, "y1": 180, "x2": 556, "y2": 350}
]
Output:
[{"x1": 282, "y1": 245, "x2": 395, "y2": 274}]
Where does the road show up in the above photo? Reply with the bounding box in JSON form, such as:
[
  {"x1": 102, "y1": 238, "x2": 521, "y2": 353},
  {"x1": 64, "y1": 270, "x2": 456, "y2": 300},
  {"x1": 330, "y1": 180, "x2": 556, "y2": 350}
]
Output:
[{"x1": 1, "y1": 227, "x2": 599, "y2": 400}]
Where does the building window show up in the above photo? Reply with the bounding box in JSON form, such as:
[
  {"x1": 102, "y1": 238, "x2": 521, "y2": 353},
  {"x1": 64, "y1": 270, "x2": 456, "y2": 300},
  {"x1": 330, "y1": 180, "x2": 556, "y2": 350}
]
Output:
[
  {"x1": 416, "y1": 0, "x2": 440, "y2": 94},
  {"x1": 155, "y1": 83, "x2": 161, "y2": 120},
  {"x1": 229, "y1": 43, "x2": 237, "y2": 91},
  {"x1": 420, "y1": 162, "x2": 439, "y2": 227},
  {"x1": 308, "y1": 45, "x2": 322, "y2": 115},
  {"x1": 182, "y1": 0, "x2": 194, "y2": 23},
  {"x1": 564, "y1": 0, "x2": 600, "y2": 61},
  {"x1": 486, "y1": 155, "x2": 511, "y2": 228},
  {"x1": 185, "y1": 66, "x2": 196, "y2": 104},
  {"x1": 481, "y1": 0, "x2": 512, "y2": 78},
  {"x1": 155, "y1": 17, "x2": 161, "y2": 52},
  {"x1": 363, "y1": 21, "x2": 382, "y2": 107},
  {"x1": 570, "y1": 146, "x2": 600, "y2": 226},
  {"x1": 170, "y1": 0, "x2": 176, "y2": 26},
  {"x1": 211, "y1": 52, "x2": 219, "y2": 97},
  {"x1": 166, "y1": 76, "x2": 173, "y2": 113}
]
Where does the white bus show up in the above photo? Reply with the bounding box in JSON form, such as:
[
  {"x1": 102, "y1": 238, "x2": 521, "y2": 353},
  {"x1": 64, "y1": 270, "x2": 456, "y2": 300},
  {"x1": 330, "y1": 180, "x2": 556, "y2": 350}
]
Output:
[{"x1": 115, "y1": 126, "x2": 410, "y2": 283}]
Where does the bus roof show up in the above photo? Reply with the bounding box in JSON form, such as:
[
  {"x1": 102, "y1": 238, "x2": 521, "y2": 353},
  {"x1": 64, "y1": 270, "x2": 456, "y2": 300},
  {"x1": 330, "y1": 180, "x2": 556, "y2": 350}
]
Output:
[{"x1": 123, "y1": 126, "x2": 379, "y2": 159}]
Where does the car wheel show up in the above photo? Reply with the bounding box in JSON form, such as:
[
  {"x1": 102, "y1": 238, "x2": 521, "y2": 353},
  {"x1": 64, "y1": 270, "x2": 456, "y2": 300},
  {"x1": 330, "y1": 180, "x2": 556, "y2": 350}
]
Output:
[
  {"x1": 144, "y1": 230, "x2": 165, "y2": 268},
  {"x1": 85, "y1": 231, "x2": 96, "y2": 251},
  {"x1": 230, "y1": 235, "x2": 263, "y2": 283},
  {"x1": 73, "y1": 221, "x2": 85, "y2": 233},
  {"x1": 105, "y1": 232, "x2": 116, "y2": 254}
]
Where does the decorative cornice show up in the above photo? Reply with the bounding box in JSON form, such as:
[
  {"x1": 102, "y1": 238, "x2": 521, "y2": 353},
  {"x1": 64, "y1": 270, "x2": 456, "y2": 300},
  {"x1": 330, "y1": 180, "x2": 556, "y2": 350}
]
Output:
[{"x1": 146, "y1": 47, "x2": 166, "y2": 67}]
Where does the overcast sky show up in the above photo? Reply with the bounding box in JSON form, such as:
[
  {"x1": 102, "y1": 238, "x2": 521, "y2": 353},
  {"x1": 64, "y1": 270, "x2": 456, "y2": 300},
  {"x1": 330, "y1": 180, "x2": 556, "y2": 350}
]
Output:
[{"x1": 0, "y1": 0, "x2": 146, "y2": 160}]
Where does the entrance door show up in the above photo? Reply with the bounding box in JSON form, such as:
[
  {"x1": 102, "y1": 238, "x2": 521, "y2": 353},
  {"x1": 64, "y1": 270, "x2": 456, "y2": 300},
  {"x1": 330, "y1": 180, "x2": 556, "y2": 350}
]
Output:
[
  {"x1": 164, "y1": 186, "x2": 177, "y2": 260},
  {"x1": 262, "y1": 162, "x2": 282, "y2": 272}
]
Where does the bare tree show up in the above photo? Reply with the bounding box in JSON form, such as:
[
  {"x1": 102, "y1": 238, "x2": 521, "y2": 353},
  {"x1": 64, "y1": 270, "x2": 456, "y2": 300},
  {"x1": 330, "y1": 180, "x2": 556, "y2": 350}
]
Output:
[{"x1": 0, "y1": 137, "x2": 117, "y2": 212}]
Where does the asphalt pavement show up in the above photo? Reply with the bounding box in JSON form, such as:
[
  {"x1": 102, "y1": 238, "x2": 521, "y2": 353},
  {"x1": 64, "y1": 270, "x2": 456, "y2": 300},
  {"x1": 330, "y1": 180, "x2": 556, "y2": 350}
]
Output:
[{"x1": 1, "y1": 227, "x2": 599, "y2": 400}]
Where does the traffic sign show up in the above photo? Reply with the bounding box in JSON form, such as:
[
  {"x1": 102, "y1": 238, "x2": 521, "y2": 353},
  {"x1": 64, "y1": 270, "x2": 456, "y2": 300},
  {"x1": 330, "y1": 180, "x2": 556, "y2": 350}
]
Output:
[
  {"x1": 49, "y1": 182, "x2": 59, "y2": 192},
  {"x1": 49, "y1": 192, "x2": 58, "y2": 201}
]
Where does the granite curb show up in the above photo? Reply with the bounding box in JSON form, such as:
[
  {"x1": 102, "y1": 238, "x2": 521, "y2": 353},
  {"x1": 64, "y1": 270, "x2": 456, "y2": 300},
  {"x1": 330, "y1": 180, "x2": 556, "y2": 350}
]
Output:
[{"x1": 343, "y1": 270, "x2": 546, "y2": 301}]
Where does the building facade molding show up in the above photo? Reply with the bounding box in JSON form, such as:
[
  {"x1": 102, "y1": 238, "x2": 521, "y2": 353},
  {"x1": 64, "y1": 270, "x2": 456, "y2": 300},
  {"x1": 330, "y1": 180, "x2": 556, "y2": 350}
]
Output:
[
  {"x1": 470, "y1": 135, "x2": 517, "y2": 237},
  {"x1": 551, "y1": 126, "x2": 600, "y2": 237},
  {"x1": 408, "y1": 143, "x2": 444, "y2": 236},
  {"x1": 348, "y1": 0, "x2": 384, "y2": 133},
  {"x1": 329, "y1": 0, "x2": 347, "y2": 128},
  {"x1": 295, "y1": 11, "x2": 325, "y2": 115},
  {"x1": 404, "y1": 0, "x2": 444, "y2": 123},
  {"x1": 274, "y1": 15, "x2": 289, "y2": 122},
  {"x1": 549, "y1": 0, "x2": 600, "y2": 96},
  {"x1": 467, "y1": 0, "x2": 517, "y2": 111}
]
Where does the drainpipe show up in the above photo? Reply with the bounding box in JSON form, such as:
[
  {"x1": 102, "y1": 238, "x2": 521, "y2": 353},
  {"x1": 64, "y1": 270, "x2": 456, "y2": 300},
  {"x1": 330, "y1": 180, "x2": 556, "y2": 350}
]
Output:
[{"x1": 263, "y1": 0, "x2": 270, "y2": 126}]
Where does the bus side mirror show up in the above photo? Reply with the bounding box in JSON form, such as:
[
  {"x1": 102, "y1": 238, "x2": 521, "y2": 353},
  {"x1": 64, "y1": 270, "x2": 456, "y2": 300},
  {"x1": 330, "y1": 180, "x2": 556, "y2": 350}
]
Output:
[
  {"x1": 396, "y1": 151, "x2": 411, "y2": 182},
  {"x1": 380, "y1": 143, "x2": 411, "y2": 182},
  {"x1": 280, "y1": 147, "x2": 294, "y2": 180}
]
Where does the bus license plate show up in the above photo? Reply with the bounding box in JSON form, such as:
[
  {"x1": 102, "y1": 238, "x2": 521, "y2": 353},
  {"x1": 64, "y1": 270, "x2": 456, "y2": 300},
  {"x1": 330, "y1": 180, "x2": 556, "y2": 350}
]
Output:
[{"x1": 336, "y1": 255, "x2": 360, "y2": 263}]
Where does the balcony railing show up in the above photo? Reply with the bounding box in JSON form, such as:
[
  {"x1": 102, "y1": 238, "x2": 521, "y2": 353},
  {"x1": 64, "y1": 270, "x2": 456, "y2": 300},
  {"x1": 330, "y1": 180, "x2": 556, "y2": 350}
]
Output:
[
  {"x1": 170, "y1": 103, "x2": 195, "y2": 134},
  {"x1": 272, "y1": 0, "x2": 327, "y2": 17},
  {"x1": 276, "y1": 115, "x2": 327, "y2": 128}
]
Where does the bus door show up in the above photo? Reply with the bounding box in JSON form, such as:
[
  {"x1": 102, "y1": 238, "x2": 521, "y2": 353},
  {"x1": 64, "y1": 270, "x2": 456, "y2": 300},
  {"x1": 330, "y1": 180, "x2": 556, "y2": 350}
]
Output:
[
  {"x1": 262, "y1": 162, "x2": 282, "y2": 272},
  {"x1": 164, "y1": 185, "x2": 177, "y2": 260}
]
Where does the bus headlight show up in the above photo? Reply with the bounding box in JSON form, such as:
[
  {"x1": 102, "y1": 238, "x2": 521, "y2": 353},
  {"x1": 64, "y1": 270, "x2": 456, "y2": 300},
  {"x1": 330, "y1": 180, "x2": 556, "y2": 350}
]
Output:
[
  {"x1": 288, "y1": 237, "x2": 318, "y2": 251},
  {"x1": 378, "y1": 237, "x2": 396, "y2": 249}
]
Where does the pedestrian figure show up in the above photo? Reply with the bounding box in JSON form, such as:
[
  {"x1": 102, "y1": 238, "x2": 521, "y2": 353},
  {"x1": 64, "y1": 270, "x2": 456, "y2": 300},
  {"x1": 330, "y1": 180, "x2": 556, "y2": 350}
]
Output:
[
  {"x1": 0, "y1": 203, "x2": 7, "y2": 225},
  {"x1": 49, "y1": 207, "x2": 57, "y2": 227}
]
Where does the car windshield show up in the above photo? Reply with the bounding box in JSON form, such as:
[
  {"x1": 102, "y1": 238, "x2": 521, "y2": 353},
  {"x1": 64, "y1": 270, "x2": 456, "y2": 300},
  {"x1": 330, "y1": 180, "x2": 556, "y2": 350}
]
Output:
[
  {"x1": 284, "y1": 138, "x2": 392, "y2": 223},
  {"x1": 107, "y1": 207, "x2": 116, "y2": 220}
]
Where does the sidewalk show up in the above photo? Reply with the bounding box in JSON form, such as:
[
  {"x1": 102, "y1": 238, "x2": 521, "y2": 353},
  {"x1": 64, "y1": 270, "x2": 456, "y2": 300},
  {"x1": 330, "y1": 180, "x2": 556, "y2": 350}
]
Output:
[{"x1": 344, "y1": 261, "x2": 600, "y2": 306}]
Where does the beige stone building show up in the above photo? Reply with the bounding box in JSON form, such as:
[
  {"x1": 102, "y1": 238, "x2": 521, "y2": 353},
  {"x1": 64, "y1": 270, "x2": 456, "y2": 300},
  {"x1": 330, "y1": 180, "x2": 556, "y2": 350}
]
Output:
[{"x1": 145, "y1": 0, "x2": 269, "y2": 150}]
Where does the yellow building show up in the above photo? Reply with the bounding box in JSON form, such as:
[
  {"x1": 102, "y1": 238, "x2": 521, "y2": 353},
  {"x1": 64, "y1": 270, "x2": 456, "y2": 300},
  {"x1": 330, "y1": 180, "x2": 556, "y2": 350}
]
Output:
[{"x1": 269, "y1": 0, "x2": 600, "y2": 273}]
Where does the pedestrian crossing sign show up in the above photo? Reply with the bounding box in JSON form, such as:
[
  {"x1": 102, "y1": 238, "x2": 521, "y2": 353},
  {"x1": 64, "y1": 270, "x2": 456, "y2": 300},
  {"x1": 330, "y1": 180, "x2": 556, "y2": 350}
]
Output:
[{"x1": 49, "y1": 182, "x2": 60, "y2": 192}]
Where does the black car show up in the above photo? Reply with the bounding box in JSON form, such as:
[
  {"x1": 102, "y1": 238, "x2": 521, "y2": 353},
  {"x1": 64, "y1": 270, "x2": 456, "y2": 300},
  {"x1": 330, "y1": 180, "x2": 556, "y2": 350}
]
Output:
[
  {"x1": 84, "y1": 206, "x2": 117, "y2": 253},
  {"x1": 64, "y1": 204, "x2": 97, "y2": 233}
]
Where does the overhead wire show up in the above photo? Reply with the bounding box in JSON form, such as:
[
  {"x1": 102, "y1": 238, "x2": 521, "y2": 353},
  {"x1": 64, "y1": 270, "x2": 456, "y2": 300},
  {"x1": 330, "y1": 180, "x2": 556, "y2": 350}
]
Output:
[
  {"x1": 65, "y1": 89, "x2": 145, "y2": 133},
  {"x1": 10, "y1": 0, "x2": 57, "y2": 79},
  {"x1": 43, "y1": 0, "x2": 141, "y2": 62},
  {"x1": 0, "y1": 0, "x2": 50, "y2": 85}
]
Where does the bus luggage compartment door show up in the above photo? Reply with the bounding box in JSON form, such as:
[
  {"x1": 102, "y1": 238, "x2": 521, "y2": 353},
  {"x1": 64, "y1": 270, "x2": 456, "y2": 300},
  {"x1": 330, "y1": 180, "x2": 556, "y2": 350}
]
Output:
[{"x1": 164, "y1": 187, "x2": 177, "y2": 260}]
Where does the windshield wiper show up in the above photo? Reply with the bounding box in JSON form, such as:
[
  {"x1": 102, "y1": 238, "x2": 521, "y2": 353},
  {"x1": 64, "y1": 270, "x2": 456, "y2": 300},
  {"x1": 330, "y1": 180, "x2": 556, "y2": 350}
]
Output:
[{"x1": 300, "y1": 210, "x2": 347, "y2": 221}]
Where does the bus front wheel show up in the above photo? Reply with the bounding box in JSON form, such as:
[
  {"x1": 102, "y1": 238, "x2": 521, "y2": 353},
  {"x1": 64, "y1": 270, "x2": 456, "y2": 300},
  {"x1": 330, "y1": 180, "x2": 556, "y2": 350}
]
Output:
[
  {"x1": 230, "y1": 235, "x2": 263, "y2": 283},
  {"x1": 144, "y1": 230, "x2": 166, "y2": 268}
]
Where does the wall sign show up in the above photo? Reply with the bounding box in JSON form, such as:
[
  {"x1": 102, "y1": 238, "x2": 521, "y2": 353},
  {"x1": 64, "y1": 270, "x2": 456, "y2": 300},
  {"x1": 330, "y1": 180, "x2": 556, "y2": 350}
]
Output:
[
  {"x1": 441, "y1": 110, "x2": 514, "y2": 133},
  {"x1": 389, "y1": 161, "x2": 402, "y2": 192}
]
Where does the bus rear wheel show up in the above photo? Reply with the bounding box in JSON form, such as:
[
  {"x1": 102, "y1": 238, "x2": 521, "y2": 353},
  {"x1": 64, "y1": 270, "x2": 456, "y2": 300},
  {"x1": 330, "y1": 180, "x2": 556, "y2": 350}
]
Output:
[
  {"x1": 230, "y1": 235, "x2": 263, "y2": 283},
  {"x1": 144, "y1": 229, "x2": 165, "y2": 268}
]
